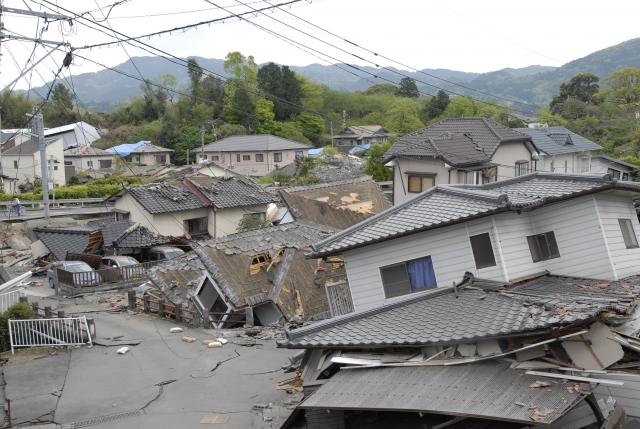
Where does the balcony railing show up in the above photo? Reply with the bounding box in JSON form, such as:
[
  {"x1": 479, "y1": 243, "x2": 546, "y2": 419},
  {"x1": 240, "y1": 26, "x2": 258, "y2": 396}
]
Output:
[{"x1": 325, "y1": 281, "x2": 354, "y2": 317}]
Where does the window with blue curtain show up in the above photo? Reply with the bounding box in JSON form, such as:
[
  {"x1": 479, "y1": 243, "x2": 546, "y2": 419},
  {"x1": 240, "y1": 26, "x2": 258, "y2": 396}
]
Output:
[{"x1": 407, "y1": 257, "x2": 437, "y2": 290}]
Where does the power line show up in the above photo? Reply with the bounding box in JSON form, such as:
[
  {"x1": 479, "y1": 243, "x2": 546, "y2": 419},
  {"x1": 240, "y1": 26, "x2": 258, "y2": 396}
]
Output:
[
  {"x1": 261, "y1": 0, "x2": 545, "y2": 110},
  {"x1": 108, "y1": 0, "x2": 277, "y2": 19}
]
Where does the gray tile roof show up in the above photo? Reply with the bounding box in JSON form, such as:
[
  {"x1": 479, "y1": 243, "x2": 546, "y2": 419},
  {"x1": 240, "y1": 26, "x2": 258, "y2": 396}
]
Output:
[
  {"x1": 300, "y1": 361, "x2": 588, "y2": 425},
  {"x1": 308, "y1": 172, "x2": 640, "y2": 258},
  {"x1": 64, "y1": 146, "x2": 112, "y2": 156},
  {"x1": 3, "y1": 138, "x2": 59, "y2": 155},
  {"x1": 383, "y1": 118, "x2": 532, "y2": 165},
  {"x1": 84, "y1": 219, "x2": 135, "y2": 246},
  {"x1": 506, "y1": 274, "x2": 640, "y2": 315},
  {"x1": 516, "y1": 127, "x2": 602, "y2": 155},
  {"x1": 34, "y1": 226, "x2": 95, "y2": 261},
  {"x1": 187, "y1": 176, "x2": 278, "y2": 209},
  {"x1": 591, "y1": 154, "x2": 638, "y2": 169},
  {"x1": 147, "y1": 252, "x2": 207, "y2": 308},
  {"x1": 202, "y1": 134, "x2": 311, "y2": 152},
  {"x1": 279, "y1": 287, "x2": 592, "y2": 349},
  {"x1": 113, "y1": 224, "x2": 169, "y2": 248},
  {"x1": 127, "y1": 183, "x2": 207, "y2": 214},
  {"x1": 335, "y1": 125, "x2": 395, "y2": 140}
]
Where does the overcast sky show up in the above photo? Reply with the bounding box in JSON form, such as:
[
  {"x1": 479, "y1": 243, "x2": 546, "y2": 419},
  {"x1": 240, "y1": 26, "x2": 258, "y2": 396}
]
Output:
[{"x1": 2, "y1": 0, "x2": 640, "y2": 91}]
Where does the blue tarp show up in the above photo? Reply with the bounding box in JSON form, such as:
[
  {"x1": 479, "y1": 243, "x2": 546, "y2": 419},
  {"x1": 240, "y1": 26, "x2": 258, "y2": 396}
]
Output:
[
  {"x1": 307, "y1": 148, "x2": 323, "y2": 155},
  {"x1": 349, "y1": 143, "x2": 371, "y2": 154},
  {"x1": 106, "y1": 140, "x2": 148, "y2": 157}
]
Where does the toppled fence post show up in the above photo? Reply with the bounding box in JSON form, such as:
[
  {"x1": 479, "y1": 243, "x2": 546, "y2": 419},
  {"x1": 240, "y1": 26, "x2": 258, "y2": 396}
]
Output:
[
  {"x1": 58, "y1": 310, "x2": 65, "y2": 318},
  {"x1": 245, "y1": 307, "x2": 255, "y2": 327},
  {"x1": 44, "y1": 306, "x2": 52, "y2": 318},
  {"x1": 158, "y1": 299, "x2": 165, "y2": 318},
  {"x1": 128, "y1": 290, "x2": 136, "y2": 310},
  {"x1": 175, "y1": 304, "x2": 182, "y2": 323},
  {"x1": 143, "y1": 294, "x2": 150, "y2": 313},
  {"x1": 19, "y1": 296, "x2": 28, "y2": 303},
  {"x1": 31, "y1": 302, "x2": 38, "y2": 313}
]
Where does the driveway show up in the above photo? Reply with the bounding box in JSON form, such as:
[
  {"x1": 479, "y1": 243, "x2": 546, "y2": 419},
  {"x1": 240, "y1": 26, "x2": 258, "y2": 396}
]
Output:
[{"x1": 3, "y1": 293, "x2": 300, "y2": 428}]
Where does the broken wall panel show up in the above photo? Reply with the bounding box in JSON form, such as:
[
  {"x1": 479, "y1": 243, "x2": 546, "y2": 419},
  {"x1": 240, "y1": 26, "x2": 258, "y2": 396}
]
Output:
[{"x1": 561, "y1": 323, "x2": 624, "y2": 370}]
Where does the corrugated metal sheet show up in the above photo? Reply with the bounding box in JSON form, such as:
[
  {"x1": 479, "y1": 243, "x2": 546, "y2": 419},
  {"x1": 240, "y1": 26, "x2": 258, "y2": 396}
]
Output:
[{"x1": 300, "y1": 361, "x2": 589, "y2": 426}]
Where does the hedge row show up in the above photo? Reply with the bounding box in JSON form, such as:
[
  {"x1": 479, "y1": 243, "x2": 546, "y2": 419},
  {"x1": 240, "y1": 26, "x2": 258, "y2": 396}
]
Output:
[{"x1": 0, "y1": 174, "x2": 139, "y2": 200}]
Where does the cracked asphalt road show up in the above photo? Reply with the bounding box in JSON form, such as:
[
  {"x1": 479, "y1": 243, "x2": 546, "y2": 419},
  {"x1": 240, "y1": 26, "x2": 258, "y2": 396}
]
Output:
[{"x1": 3, "y1": 294, "x2": 297, "y2": 428}]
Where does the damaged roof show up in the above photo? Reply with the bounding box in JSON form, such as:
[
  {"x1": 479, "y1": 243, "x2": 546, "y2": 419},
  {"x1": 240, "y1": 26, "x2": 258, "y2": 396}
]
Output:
[
  {"x1": 34, "y1": 225, "x2": 96, "y2": 261},
  {"x1": 120, "y1": 183, "x2": 207, "y2": 214},
  {"x1": 147, "y1": 252, "x2": 207, "y2": 308},
  {"x1": 187, "y1": 176, "x2": 278, "y2": 209},
  {"x1": 300, "y1": 361, "x2": 589, "y2": 426},
  {"x1": 148, "y1": 221, "x2": 347, "y2": 322},
  {"x1": 279, "y1": 286, "x2": 592, "y2": 349},
  {"x1": 113, "y1": 223, "x2": 170, "y2": 248},
  {"x1": 279, "y1": 177, "x2": 391, "y2": 230},
  {"x1": 383, "y1": 118, "x2": 534, "y2": 165},
  {"x1": 84, "y1": 219, "x2": 135, "y2": 246},
  {"x1": 505, "y1": 274, "x2": 640, "y2": 315},
  {"x1": 308, "y1": 172, "x2": 640, "y2": 258}
]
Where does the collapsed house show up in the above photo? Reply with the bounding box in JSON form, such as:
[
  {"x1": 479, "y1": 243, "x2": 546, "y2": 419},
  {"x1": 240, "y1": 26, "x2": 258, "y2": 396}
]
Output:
[
  {"x1": 34, "y1": 218, "x2": 171, "y2": 261},
  {"x1": 278, "y1": 273, "x2": 640, "y2": 428},
  {"x1": 277, "y1": 177, "x2": 391, "y2": 228},
  {"x1": 146, "y1": 221, "x2": 347, "y2": 327}
]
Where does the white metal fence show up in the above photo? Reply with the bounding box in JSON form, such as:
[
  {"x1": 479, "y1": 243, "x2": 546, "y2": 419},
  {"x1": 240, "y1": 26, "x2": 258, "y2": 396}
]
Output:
[
  {"x1": 325, "y1": 281, "x2": 354, "y2": 317},
  {"x1": 0, "y1": 288, "x2": 25, "y2": 313},
  {"x1": 8, "y1": 316, "x2": 93, "y2": 354}
]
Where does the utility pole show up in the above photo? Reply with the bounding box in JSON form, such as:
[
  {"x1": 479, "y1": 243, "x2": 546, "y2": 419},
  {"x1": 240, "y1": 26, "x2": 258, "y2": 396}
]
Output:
[
  {"x1": 200, "y1": 125, "x2": 205, "y2": 163},
  {"x1": 330, "y1": 121, "x2": 334, "y2": 148},
  {"x1": 27, "y1": 106, "x2": 49, "y2": 219},
  {"x1": 186, "y1": 149, "x2": 189, "y2": 165},
  {"x1": 49, "y1": 154, "x2": 55, "y2": 206}
]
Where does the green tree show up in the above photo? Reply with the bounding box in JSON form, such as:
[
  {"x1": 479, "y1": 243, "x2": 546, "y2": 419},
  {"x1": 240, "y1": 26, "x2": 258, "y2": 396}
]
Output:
[
  {"x1": 294, "y1": 156, "x2": 317, "y2": 177},
  {"x1": 255, "y1": 99, "x2": 282, "y2": 134},
  {"x1": 443, "y1": 95, "x2": 477, "y2": 118},
  {"x1": 154, "y1": 73, "x2": 178, "y2": 105},
  {"x1": 595, "y1": 68, "x2": 640, "y2": 104},
  {"x1": 536, "y1": 108, "x2": 569, "y2": 126},
  {"x1": 383, "y1": 99, "x2": 424, "y2": 135},
  {"x1": 396, "y1": 77, "x2": 420, "y2": 99},
  {"x1": 364, "y1": 140, "x2": 393, "y2": 181},
  {"x1": 237, "y1": 215, "x2": 272, "y2": 232},
  {"x1": 224, "y1": 51, "x2": 258, "y2": 84},
  {"x1": 0, "y1": 90, "x2": 33, "y2": 128},
  {"x1": 295, "y1": 112, "x2": 325, "y2": 144},
  {"x1": 187, "y1": 58, "x2": 203, "y2": 102},
  {"x1": 364, "y1": 83, "x2": 398, "y2": 96},
  {"x1": 257, "y1": 63, "x2": 302, "y2": 121},
  {"x1": 425, "y1": 90, "x2": 450, "y2": 119},
  {"x1": 550, "y1": 73, "x2": 600, "y2": 115},
  {"x1": 230, "y1": 87, "x2": 258, "y2": 132}
]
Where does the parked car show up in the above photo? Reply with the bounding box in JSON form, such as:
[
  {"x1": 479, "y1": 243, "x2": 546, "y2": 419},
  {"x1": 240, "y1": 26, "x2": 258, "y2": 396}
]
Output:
[
  {"x1": 47, "y1": 261, "x2": 101, "y2": 289},
  {"x1": 98, "y1": 256, "x2": 142, "y2": 281},
  {"x1": 139, "y1": 246, "x2": 185, "y2": 262}
]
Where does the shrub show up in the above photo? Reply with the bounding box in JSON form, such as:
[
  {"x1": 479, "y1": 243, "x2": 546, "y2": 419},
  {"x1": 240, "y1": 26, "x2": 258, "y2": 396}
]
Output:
[
  {"x1": 0, "y1": 303, "x2": 37, "y2": 352},
  {"x1": 294, "y1": 173, "x2": 323, "y2": 186}
]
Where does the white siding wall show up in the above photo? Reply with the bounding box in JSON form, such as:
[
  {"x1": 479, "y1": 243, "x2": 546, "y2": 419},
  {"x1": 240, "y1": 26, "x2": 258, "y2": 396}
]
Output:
[
  {"x1": 344, "y1": 194, "x2": 632, "y2": 311},
  {"x1": 595, "y1": 194, "x2": 640, "y2": 279},
  {"x1": 211, "y1": 204, "x2": 269, "y2": 238},
  {"x1": 530, "y1": 196, "x2": 615, "y2": 279},
  {"x1": 392, "y1": 158, "x2": 450, "y2": 206}
]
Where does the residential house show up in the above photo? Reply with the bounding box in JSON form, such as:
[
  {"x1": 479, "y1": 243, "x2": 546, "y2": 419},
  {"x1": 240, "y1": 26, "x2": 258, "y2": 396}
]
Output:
[
  {"x1": 147, "y1": 220, "x2": 347, "y2": 326},
  {"x1": 2, "y1": 137, "x2": 65, "y2": 188},
  {"x1": 333, "y1": 125, "x2": 395, "y2": 153},
  {"x1": 63, "y1": 146, "x2": 114, "y2": 178},
  {"x1": 43, "y1": 121, "x2": 102, "y2": 149},
  {"x1": 383, "y1": 118, "x2": 539, "y2": 205},
  {"x1": 106, "y1": 141, "x2": 174, "y2": 166},
  {"x1": 201, "y1": 135, "x2": 310, "y2": 172},
  {"x1": 306, "y1": 172, "x2": 640, "y2": 313},
  {"x1": 278, "y1": 177, "x2": 391, "y2": 229},
  {"x1": 106, "y1": 176, "x2": 278, "y2": 239},
  {"x1": 516, "y1": 126, "x2": 635, "y2": 178}
]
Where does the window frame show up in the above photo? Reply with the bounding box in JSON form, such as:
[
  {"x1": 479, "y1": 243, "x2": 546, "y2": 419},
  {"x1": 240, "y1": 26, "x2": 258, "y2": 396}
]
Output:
[
  {"x1": 99, "y1": 159, "x2": 112, "y2": 168},
  {"x1": 183, "y1": 217, "x2": 208, "y2": 236},
  {"x1": 527, "y1": 231, "x2": 561, "y2": 263},
  {"x1": 273, "y1": 153, "x2": 283, "y2": 162},
  {"x1": 236, "y1": 154, "x2": 240, "y2": 162},
  {"x1": 407, "y1": 175, "x2": 435, "y2": 193},
  {"x1": 608, "y1": 168, "x2": 621, "y2": 180},
  {"x1": 242, "y1": 155, "x2": 251, "y2": 161},
  {"x1": 622, "y1": 173, "x2": 630, "y2": 181},
  {"x1": 618, "y1": 219, "x2": 639, "y2": 249},
  {"x1": 87, "y1": 160, "x2": 93, "y2": 167},
  {"x1": 469, "y1": 232, "x2": 497, "y2": 269},
  {"x1": 515, "y1": 161, "x2": 529, "y2": 177},
  {"x1": 211, "y1": 155, "x2": 219, "y2": 161},
  {"x1": 295, "y1": 151, "x2": 303, "y2": 158},
  {"x1": 255, "y1": 154, "x2": 264, "y2": 162},
  {"x1": 379, "y1": 256, "x2": 437, "y2": 299},
  {"x1": 13, "y1": 160, "x2": 18, "y2": 169}
]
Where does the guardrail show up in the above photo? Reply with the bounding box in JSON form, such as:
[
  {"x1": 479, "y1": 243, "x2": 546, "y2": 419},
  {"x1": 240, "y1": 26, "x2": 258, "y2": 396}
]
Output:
[
  {"x1": 8, "y1": 316, "x2": 92, "y2": 354},
  {"x1": 0, "y1": 198, "x2": 109, "y2": 209},
  {"x1": 55, "y1": 261, "x2": 160, "y2": 295},
  {"x1": 0, "y1": 288, "x2": 25, "y2": 313}
]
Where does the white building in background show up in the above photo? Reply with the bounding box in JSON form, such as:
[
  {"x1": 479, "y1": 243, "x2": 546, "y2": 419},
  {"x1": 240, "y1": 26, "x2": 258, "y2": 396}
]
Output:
[
  {"x1": 1, "y1": 137, "x2": 65, "y2": 191},
  {"x1": 44, "y1": 121, "x2": 102, "y2": 150}
]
